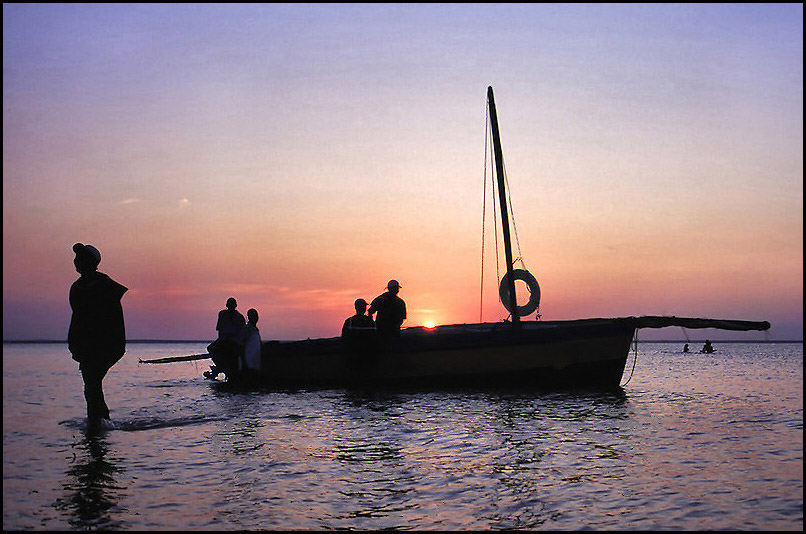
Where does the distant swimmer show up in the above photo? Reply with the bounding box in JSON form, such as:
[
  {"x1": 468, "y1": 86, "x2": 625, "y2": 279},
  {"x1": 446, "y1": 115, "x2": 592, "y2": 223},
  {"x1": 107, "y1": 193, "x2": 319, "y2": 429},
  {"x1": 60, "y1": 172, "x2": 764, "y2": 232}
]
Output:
[{"x1": 68, "y1": 243, "x2": 128, "y2": 432}]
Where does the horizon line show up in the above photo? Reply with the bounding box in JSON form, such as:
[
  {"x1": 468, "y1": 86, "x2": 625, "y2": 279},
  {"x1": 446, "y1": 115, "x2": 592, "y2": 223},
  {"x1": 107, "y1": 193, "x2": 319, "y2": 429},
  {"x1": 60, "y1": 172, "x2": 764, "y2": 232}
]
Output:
[{"x1": 3, "y1": 339, "x2": 802, "y2": 344}]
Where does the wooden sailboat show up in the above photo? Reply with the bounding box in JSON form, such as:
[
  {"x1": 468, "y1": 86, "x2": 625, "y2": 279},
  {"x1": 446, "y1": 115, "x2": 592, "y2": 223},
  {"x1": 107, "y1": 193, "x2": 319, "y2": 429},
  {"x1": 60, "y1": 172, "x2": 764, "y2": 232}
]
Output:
[{"x1": 251, "y1": 86, "x2": 769, "y2": 390}]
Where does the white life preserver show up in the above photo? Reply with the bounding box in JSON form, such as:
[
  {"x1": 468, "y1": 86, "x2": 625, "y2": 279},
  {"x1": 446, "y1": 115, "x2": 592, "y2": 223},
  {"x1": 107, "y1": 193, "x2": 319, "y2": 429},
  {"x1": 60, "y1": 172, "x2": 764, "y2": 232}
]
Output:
[{"x1": 499, "y1": 268, "x2": 541, "y2": 317}]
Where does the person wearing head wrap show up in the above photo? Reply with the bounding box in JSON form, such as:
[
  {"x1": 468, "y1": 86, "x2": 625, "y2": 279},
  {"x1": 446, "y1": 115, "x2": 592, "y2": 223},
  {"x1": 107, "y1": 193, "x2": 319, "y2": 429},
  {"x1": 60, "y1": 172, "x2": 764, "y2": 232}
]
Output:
[
  {"x1": 240, "y1": 308, "x2": 262, "y2": 374},
  {"x1": 68, "y1": 243, "x2": 128, "y2": 429},
  {"x1": 367, "y1": 280, "x2": 407, "y2": 339}
]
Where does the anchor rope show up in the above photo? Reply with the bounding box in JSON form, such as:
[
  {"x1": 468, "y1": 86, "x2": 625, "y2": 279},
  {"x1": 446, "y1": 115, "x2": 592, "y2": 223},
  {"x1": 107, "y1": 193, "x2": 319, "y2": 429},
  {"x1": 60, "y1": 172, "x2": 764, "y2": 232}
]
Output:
[{"x1": 621, "y1": 331, "x2": 639, "y2": 387}]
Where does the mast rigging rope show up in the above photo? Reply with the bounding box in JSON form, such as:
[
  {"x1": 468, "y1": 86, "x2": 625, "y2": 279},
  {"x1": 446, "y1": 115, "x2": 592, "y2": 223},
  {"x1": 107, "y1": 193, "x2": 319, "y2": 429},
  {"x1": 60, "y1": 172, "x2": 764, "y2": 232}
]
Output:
[{"x1": 479, "y1": 107, "x2": 489, "y2": 323}]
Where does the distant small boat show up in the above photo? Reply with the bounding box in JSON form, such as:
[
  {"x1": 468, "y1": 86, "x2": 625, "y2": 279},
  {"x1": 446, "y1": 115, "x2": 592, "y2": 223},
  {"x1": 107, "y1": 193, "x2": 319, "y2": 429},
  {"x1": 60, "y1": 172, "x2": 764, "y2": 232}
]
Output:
[{"x1": 242, "y1": 87, "x2": 768, "y2": 390}]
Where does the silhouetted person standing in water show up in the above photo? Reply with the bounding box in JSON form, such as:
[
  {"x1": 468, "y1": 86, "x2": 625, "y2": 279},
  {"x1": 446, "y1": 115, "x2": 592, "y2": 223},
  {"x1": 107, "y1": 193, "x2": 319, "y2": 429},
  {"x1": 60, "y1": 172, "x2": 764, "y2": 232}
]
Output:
[
  {"x1": 68, "y1": 243, "x2": 128, "y2": 431},
  {"x1": 368, "y1": 280, "x2": 407, "y2": 339}
]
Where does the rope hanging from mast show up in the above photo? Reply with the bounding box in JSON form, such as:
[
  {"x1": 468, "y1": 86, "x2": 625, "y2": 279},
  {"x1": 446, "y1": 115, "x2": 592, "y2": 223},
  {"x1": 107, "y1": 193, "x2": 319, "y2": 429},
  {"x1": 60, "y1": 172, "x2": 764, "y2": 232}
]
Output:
[
  {"x1": 493, "y1": 141, "x2": 541, "y2": 317},
  {"x1": 480, "y1": 99, "x2": 502, "y2": 322},
  {"x1": 479, "y1": 107, "x2": 489, "y2": 323},
  {"x1": 504, "y1": 171, "x2": 526, "y2": 270}
]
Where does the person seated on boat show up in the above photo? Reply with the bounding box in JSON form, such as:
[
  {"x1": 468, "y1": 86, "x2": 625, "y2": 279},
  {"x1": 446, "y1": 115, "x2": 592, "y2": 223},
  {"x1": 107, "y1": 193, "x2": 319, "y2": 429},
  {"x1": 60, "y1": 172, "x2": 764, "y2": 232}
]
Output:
[
  {"x1": 240, "y1": 308, "x2": 261, "y2": 375},
  {"x1": 701, "y1": 340, "x2": 714, "y2": 354},
  {"x1": 683, "y1": 343, "x2": 689, "y2": 353},
  {"x1": 205, "y1": 297, "x2": 246, "y2": 379},
  {"x1": 368, "y1": 280, "x2": 407, "y2": 340},
  {"x1": 342, "y1": 298, "x2": 378, "y2": 382},
  {"x1": 342, "y1": 298, "x2": 377, "y2": 345}
]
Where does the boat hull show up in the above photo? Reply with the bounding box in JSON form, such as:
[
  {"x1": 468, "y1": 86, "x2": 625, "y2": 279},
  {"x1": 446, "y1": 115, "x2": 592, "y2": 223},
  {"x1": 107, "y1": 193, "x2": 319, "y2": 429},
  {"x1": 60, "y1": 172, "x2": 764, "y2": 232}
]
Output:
[{"x1": 258, "y1": 319, "x2": 636, "y2": 390}]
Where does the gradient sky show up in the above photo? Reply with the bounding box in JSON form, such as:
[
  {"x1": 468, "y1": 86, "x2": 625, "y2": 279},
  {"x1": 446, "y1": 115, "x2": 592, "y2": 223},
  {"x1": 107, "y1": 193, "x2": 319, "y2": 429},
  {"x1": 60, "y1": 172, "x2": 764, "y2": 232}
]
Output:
[{"x1": 3, "y1": 3, "x2": 803, "y2": 342}]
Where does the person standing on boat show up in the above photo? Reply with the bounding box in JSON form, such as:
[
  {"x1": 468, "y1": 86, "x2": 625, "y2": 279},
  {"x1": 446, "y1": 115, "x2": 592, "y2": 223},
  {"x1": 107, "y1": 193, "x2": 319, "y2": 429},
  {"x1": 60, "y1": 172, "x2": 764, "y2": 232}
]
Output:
[
  {"x1": 368, "y1": 280, "x2": 407, "y2": 339},
  {"x1": 241, "y1": 308, "x2": 262, "y2": 374},
  {"x1": 68, "y1": 243, "x2": 128, "y2": 431},
  {"x1": 205, "y1": 297, "x2": 246, "y2": 379}
]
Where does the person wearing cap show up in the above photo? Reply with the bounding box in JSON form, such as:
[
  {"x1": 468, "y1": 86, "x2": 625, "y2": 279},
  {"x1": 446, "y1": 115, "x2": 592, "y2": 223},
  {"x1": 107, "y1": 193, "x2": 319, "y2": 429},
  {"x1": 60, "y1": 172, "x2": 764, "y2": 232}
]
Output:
[
  {"x1": 341, "y1": 298, "x2": 378, "y2": 381},
  {"x1": 68, "y1": 243, "x2": 128, "y2": 430},
  {"x1": 341, "y1": 298, "x2": 376, "y2": 340},
  {"x1": 368, "y1": 280, "x2": 407, "y2": 339}
]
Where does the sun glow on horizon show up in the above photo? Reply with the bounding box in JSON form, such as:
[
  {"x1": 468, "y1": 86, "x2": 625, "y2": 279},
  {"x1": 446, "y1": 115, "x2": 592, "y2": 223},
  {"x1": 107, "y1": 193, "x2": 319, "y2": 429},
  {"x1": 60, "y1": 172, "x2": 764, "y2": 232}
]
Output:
[{"x1": 424, "y1": 321, "x2": 437, "y2": 329}]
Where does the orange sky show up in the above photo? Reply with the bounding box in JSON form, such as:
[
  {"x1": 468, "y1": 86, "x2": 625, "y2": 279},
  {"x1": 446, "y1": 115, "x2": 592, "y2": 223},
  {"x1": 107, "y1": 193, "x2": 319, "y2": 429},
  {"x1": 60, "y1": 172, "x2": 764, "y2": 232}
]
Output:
[{"x1": 3, "y1": 4, "x2": 803, "y2": 341}]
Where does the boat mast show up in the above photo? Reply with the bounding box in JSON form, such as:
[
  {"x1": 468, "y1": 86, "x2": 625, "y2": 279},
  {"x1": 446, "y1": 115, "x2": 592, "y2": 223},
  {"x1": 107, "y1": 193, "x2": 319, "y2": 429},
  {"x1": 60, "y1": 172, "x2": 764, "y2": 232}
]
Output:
[{"x1": 487, "y1": 86, "x2": 519, "y2": 324}]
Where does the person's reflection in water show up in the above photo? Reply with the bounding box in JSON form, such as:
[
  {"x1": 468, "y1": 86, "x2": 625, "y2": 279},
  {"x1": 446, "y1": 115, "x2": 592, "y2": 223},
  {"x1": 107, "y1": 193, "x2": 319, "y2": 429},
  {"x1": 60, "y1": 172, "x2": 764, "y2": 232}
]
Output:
[{"x1": 55, "y1": 433, "x2": 125, "y2": 530}]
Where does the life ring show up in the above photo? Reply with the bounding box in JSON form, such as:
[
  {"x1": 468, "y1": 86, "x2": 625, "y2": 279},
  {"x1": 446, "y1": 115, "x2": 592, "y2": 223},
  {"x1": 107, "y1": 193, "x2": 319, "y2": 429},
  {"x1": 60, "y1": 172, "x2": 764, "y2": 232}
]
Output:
[{"x1": 499, "y1": 269, "x2": 541, "y2": 317}]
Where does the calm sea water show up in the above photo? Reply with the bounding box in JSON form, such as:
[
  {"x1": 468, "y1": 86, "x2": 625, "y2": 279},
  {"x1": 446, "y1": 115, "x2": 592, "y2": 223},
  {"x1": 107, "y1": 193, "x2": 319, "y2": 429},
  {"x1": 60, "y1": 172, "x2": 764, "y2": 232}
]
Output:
[{"x1": 3, "y1": 340, "x2": 802, "y2": 530}]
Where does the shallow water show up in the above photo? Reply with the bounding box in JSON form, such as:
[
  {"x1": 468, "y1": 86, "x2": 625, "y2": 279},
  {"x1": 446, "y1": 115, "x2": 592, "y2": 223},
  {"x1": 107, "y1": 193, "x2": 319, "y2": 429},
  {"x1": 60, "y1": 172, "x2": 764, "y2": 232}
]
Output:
[{"x1": 3, "y1": 341, "x2": 802, "y2": 530}]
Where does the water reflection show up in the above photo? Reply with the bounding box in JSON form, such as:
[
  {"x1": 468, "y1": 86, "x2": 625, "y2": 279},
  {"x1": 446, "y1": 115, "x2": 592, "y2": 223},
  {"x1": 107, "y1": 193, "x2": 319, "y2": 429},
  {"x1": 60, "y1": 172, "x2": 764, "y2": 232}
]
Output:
[
  {"x1": 324, "y1": 389, "x2": 637, "y2": 529},
  {"x1": 331, "y1": 391, "x2": 415, "y2": 528},
  {"x1": 55, "y1": 433, "x2": 126, "y2": 530},
  {"x1": 336, "y1": 391, "x2": 406, "y2": 465},
  {"x1": 484, "y1": 390, "x2": 632, "y2": 529}
]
